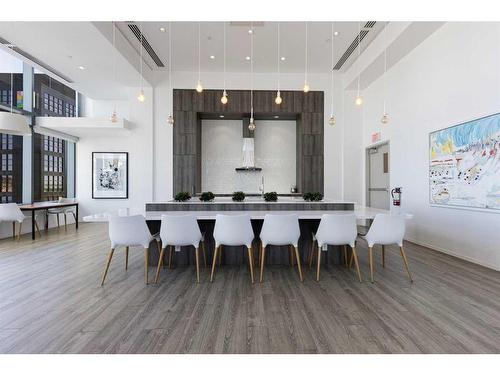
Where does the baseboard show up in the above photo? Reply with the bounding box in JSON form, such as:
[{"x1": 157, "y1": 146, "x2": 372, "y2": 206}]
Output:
[{"x1": 405, "y1": 237, "x2": 500, "y2": 272}]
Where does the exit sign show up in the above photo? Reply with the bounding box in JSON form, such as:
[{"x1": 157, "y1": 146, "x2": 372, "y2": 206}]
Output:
[{"x1": 371, "y1": 132, "x2": 381, "y2": 143}]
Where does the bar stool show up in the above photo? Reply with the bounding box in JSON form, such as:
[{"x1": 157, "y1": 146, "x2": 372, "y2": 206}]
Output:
[
  {"x1": 311, "y1": 214, "x2": 362, "y2": 282},
  {"x1": 259, "y1": 213, "x2": 303, "y2": 282},
  {"x1": 0, "y1": 203, "x2": 41, "y2": 239},
  {"x1": 211, "y1": 214, "x2": 255, "y2": 283},
  {"x1": 101, "y1": 214, "x2": 160, "y2": 286},
  {"x1": 154, "y1": 214, "x2": 206, "y2": 284},
  {"x1": 361, "y1": 214, "x2": 413, "y2": 283}
]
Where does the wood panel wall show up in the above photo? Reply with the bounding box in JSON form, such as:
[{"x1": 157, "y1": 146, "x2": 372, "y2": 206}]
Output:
[{"x1": 172, "y1": 89, "x2": 324, "y2": 195}]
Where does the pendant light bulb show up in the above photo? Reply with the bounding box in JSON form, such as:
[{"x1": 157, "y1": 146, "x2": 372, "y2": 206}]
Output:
[
  {"x1": 248, "y1": 117, "x2": 256, "y2": 131},
  {"x1": 167, "y1": 115, "x2": 175, "y2": 125},
  {"x1": 381, "y1": 113, "x2": 389, "y2": 124},
  {"x1": 329, "y1": 115, "x2": 336, "y2": 126},
  {"x1": 303, "y1": 82, "x2": 310, "y2": 93},
  {"x1": 137, "y1": 89, "x2": 146, "y2": 102},
  {"x1": 110, "y1": 110, "x2": 118, "y2": 123},
  {"x1": 221, "y1": 90, "x2": 228, "y2": 104},
  {"x1": 355, "y1": 95, "x2": 363, "y2": 106},
  {"x1": 196, "y1": 81, "x2": 203, "y2": 93},
  {"x1": 275, "y1": 90, "x2": 282, "y2": 105}
]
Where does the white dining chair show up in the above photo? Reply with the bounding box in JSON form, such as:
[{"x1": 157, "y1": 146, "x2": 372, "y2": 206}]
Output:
[
  {"x1": 101, "y1": 214, "x2": 160, "y2": 286},
  {"x1": 47, "y1": 197, "x2": 77, "y2": 228},
  {"x1": 310, "y1": 214, "x2": 362, "y2": 282},
  {"x1": 361, "y1": 214, "x2": 413, "y2": 283},
  {"x1": 211, "y1": 214, "x2": 255, "y2": 283},
  {"x1": 154, "y1": 214, "x2": 206, "y2": 284},
  {"x1": 0, "y1": 203, "x2": 41, "y2": 240},
  {"x1": 259, "y1": 214, "x2": 303, "y2": 282}
]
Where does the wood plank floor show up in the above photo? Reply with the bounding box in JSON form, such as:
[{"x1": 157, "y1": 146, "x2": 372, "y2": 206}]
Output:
[{"x1": 1, "y1": 222, "x2": 500, "y2": 353}]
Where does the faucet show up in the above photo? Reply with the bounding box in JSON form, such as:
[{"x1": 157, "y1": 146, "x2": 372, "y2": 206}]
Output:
[{"x1": 259, "y1": 175, "x2": 264, "y2": 197}]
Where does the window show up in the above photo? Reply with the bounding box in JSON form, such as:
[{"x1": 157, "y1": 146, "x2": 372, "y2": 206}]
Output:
[
  {"x1": 0, "y1": 133, "x2": 23, "y2": 203},
  {"x1": 40, "y1": 135, "x2": 66, "y2": 201}
]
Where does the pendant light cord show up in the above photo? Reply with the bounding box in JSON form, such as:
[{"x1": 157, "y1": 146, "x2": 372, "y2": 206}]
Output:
[
  {"x1": 112, "y1": 21, "x2": 116, "y2": 112},
  {"x1": 198, "y1": 22, "x2": 201, "y2": 83},
  {"x1": 277, "y1": 22, "x2": 280, "y2": 91},
  {"x1": 140, "y1": 22, "x2": 144, "y2": 90},
  {"x1": 223, "y1": 22, "x2": 226, "y2": 91},
  {"x1": 169, "y1": 22, "x2": 172, "y2": 107},
  {"x1": 357, "y1": 21, "x2": 361, "y2": 97},
  {"x1": 250, "y1": 22, "x2": 254, "y2": 118},
  {"x1": 10, "y1": 73, "x2": 13, "y2": 113},
  {"x1": 304, "y1": 22, "x2": 308, "y2": 84},
  {"x1": 331, "y1": 22, "x2": 335, "y2": 115},
  {"x1": 383, "y1": 22, "x2": 388, "y2": 113}
]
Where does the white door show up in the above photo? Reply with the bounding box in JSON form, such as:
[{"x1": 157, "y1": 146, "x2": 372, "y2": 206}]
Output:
[{"x1": 367, "y1": 143, "x2": 390, "y2": 209}]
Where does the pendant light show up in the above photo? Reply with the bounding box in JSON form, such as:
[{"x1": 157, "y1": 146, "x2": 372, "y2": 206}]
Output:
[
  {"x1": 0, "y1": 71, "x2": 30, "y2": 136},
  {"x1": 275, "y1": 22, "x2": 282, "y2": 105},
  {"x1": 303, "y1": 22, "x2": 310, "y2": 93},
  {"x1": 248, "y1": 22, "x2": 256, "y2": 132},
  {"x1": 381, "y1": 22, "x2": 389, "y2": 124},
  {"x1": 329, "y1": 22, "x2": 336, "y2": 126},
  {"x1": 196, "y1": 22, "x2": 203, "y2": 93},
  {"x1": 137, "y1": 22, "x2": 146, "y2": 102},
  {"x1": 167, "y1": 22, "x2": 174, "y2": 125},
  {"x1": 110, "y1": 21, "x2": 118, "y2": 122},
  {"x1": 220, "y1": 22, "x2": 228, "y2": 105},
  {"x1": 355, "y1": 22, "x2": 363, "y2": 106}
]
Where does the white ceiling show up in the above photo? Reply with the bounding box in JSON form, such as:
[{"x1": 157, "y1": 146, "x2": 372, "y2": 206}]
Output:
[
  {"x1": 117, "y1": 21, "x2": 385, "y2": 74},
  {"x1": 0, "y1": 21, "x2": 386, "y2": 99}
]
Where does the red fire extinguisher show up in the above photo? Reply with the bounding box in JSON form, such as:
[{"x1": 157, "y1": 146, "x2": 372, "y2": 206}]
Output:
[{"x1": 391, "y1": 187, "x2": 402, "y2": 206}]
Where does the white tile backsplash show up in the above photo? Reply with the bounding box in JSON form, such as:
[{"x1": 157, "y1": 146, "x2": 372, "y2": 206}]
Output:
[{"x1": 201, "y1": 119, "x2": 296, "y2": 194}]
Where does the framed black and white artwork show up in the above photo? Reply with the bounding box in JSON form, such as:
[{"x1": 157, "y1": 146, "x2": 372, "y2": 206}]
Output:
[{"x1": 92, "y1": 152, "x2": 128, "y2": 199}]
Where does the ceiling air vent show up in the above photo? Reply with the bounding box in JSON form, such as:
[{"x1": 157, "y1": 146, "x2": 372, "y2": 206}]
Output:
[
  {"x1": 333, "y1": 21, "x2": 376, "y2": 70},
  {"x1": 127, "y1": 23, "x2": 165, "y2": 68},
  {"x1": 0, "y1": 37, "x2": 73, "y2": 83}
]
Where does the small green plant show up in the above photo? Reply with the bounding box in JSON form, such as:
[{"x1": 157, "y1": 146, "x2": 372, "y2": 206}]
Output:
[
  {"x1": 232, "y1": 191, "x2": 246, "y2": 202},
  {"x1": 303, "y1": 192, "x2": 323, "y2": 202},
  {"x1": 174, "y1": 191, "x2": 191, "y2": 202},
  {"x1": 263, "y1": 191, "x2": 278, "y2": 202},
  {"x1": 199, "y1": 191, "x2": 215, "y2": 202}
]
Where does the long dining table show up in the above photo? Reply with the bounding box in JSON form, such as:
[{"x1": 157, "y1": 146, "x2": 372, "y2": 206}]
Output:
[{"x1": 20, "y1": 201, "x2": 79, "y2": 240}]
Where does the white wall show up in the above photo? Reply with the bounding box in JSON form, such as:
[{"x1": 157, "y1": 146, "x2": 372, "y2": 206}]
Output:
[
  {"x1": 201, "y1": 119, "x2": 296, "y2": 194},
  {"x1": 153, "y1": 70, "x2": 344, "y2": 202},
  {"x1": 343, "y1": 22, "x2": 500, "y2": 270}
]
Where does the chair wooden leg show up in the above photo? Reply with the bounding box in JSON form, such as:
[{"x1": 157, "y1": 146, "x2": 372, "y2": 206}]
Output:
[
  {"x1": 71, "y1": 211, "x2": 77, "y2": 223},
  {"x1": 351, "y1": 246, "x2": 362, "y2": 282},
  {"x1": 201, "y1": 241, "x2": 207, "y2": 268},
  {"x1": 35, "y1": 220, "x2": 41, "y2": 237},
  {"x1": 168, "y1": 245, "x2": 174, "y2": 269},
  {"x1": 144, "y1": 247, "x2": 149, "y2": 284},
  {"x1": 154, "y1": 247, "x2": 166, "y2": 283},
  {"x1": 382, "y1": 245, "x2": 386, "y2": 268},
  {"x1": 316, "y1": 247, "x2": 322, "y2": 281},
  {"x1": 260, "y1": 245, "x2": 267, "y2": 282},
  {"x1": 156, "y1": 240, "x2": 162, "y2": 257},
  {"x1": 247, "y1": 246, "x2": 254, "y2": 284},
  {"x1": 17, "y1": 221, "x2": 23, "y2": 240},
  {"x1": 294, "y1": 246, "x2": 304, "y2": 282},
  {"x1": 343, "y1": 245, "x2": 348, "y2": 267},
  {"x1": 309, "y1": 240, "x2": 316, "y2": 268},
  {"x1": 210, "y1": 245, "x2": 220, "y2": 282},
  {"x1": 218, "y1": 245, "x2": 223, "y2": 266},
  {"x1": 56, "y1": 214, "x2": 60, "y2": 228},
  {"x1": 195, "y1": 247, "x2": 200, "y2": 284},
  {"x1": 125, "y1": 246, "x2": 129, "y2": 270},
  {"x1": 369, "y1": 246, "x2": 374, "y2": 283},
  {"x1": 64, "y1": 213, "x2": 67, "y2": 228},
  {"x1": 12, "y1": 222, "x2": 15, "y2": 239},
  {"x1": 399, "y1": 246, "x2": 413, "y2": 283},
  {"x1": 100, "y1": 248, "x2": 115, "y2": 286}
]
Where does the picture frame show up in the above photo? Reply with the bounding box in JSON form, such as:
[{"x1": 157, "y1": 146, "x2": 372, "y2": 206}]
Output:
[{"x1": 92, "y1": 152, "x2": 128, "y2": 199}]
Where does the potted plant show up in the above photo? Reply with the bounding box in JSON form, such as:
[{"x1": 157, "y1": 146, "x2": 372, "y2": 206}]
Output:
[
  {"x1": 302, "y1": 192, "x2": 323, "y2": 202},
  {"x1": 174, "y1": 191, "x2": 191, "y2": 202},
  {"x1": 263, "y1": 191, "x2": 278, "y2": 202},
  {"x1": 232, "y1": 191, "x2": 246, "y2": 202},
  {"x1": 199, "y1": 191, "x2": 215, "y2": 202}
]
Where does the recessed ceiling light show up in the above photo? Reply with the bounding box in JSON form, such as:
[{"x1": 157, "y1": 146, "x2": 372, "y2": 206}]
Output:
[
  {"x1": 248, "y1": 29, "x2": 253, "y2": 34},
  {"x1": 210, "y1": 55, "x2": 215, "y2": 60},
  {"x1": 245, "y1": 56, "x2": 250, "y2": 61},
  {"x1": 219, "y1": 115, "x2": 225, "y2": 118},
  {"x1": 159, "y1": 27, "x2": 166, "y2": 33},
  {"x1": 334, "y1": 31, "x2": 339, "y2": 36},
  {"x1": 280, "y1": 56, "x2": 286, "y2": 61},
  {"x1": 78, "y1": 66, "x2": 85, "y2": 70}
]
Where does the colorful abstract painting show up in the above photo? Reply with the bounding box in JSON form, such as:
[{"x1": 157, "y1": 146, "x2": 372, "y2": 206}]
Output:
[{"x1": 430, "y1": 113, "x2": 500, "y2": 211}]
